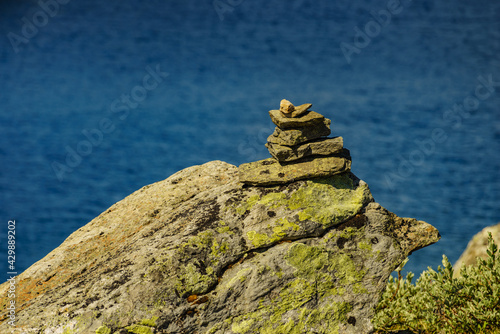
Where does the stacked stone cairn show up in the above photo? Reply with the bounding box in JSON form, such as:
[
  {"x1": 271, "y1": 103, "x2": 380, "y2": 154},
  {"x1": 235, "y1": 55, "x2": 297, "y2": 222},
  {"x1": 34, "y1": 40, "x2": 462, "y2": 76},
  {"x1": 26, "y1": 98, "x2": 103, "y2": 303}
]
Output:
[{"x1": 239, "y1": 99, "x2": 351, "y2": 186}]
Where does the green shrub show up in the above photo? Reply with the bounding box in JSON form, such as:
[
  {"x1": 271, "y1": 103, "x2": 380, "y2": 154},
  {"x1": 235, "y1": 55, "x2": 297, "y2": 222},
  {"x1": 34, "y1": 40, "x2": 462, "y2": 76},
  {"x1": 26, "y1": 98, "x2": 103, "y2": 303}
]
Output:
[{"x1": 374, "y1": 233, "x2": 500, "y2": 334}]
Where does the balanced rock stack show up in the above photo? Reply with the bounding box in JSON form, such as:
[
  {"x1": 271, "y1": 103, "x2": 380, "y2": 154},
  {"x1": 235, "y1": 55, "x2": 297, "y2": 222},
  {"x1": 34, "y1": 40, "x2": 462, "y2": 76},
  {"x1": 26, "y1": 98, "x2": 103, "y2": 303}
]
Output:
[{"x1": 239, "y1": 99, "x2": 351, "y2": 186}]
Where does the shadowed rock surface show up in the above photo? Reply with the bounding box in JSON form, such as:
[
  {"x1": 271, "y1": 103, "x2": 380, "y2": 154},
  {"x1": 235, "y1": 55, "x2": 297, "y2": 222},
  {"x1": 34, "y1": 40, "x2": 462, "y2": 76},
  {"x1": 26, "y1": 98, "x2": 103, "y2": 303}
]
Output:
[
  {"x1": 266, "y1": 137, "x2": 344, "y2": 162},
  {"x1": 267, "y1": 121, "x2": 331, "y2": 146},
  {"x1": 0, "y1": 161, "x2": 439, "y2": 334}
]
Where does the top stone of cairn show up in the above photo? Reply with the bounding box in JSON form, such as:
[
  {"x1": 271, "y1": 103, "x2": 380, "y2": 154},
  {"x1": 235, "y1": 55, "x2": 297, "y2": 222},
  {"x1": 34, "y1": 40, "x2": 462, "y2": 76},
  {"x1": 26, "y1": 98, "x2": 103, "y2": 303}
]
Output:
[
  {"x1": 271, "y1": 100, "x2": 325, "y2": 129},
  {"x1": 279, "y1": 99, "x2": 313, "y2": 118}
]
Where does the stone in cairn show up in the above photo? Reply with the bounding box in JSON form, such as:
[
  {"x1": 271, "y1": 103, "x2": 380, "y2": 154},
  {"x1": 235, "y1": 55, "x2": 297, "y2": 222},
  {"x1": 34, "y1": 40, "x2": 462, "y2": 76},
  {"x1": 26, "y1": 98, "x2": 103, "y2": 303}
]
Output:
[
  {"x1": 239, "y1": 99, "x2": 351, "y2": 186},
  {"x1": 266, "y1": 100, "x2": 332, "y2": 147}
]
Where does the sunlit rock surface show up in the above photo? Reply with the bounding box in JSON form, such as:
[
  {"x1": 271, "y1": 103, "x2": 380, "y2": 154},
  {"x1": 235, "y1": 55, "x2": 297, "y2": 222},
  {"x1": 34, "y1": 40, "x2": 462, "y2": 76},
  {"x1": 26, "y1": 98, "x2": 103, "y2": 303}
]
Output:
[{"x1": 0, "y1": 160, "x2": 439, "y2": 334}]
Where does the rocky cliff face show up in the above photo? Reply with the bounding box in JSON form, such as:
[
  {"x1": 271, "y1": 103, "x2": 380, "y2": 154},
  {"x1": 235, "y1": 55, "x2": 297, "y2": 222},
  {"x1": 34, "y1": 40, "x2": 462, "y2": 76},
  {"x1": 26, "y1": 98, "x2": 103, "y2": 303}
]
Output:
[{"x1": 0, "y1": 161, "x2": 439, "y2": 334}]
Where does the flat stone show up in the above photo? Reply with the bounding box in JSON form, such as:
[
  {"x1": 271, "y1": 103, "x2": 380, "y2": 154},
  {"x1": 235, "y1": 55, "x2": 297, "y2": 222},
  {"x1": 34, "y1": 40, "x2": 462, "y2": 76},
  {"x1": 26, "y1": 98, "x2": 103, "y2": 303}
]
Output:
[
  {"x1": 238, "y1": 152, "x2": 351, "y2": 186},
  {"x1": 267, "y1": 119, "x2": 331, "y2": 146},
  {"x1": 269, "y1": 109, "x2": 327, "y2": 129},
  {"x1": 290, "y1": 103, "x2": 312, "y2": 118},
  {"x1": 266, "y1": 136, "x2": 344, "y2": 162}
]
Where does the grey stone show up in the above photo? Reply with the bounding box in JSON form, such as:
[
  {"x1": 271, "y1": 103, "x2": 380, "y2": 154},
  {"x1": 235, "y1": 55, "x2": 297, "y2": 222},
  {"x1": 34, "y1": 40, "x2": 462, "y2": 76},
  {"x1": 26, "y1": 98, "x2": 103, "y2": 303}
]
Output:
[
  {"x1": 269, "y1": 109, "x2": 328, "y2": 129},
  {"x1": 267, "y1": 119, "x2": 331, "y2": 146},
  {"x1": 0, "y1": 161, "x2": 440, "y2": 334},
  {"x1": 266, "y1": 136, "x2": 344, "y2": 162}
]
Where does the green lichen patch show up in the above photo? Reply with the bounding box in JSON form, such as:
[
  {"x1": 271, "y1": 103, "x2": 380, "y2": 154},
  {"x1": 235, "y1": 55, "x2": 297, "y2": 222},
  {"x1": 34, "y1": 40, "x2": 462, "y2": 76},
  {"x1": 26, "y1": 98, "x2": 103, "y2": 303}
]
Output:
[
  {"x1": 256, "y1": 192, "x2": 288, "y2": 208},
  {"x1": 221, "y1": 242, "x2": 366, "y2": 333},
  {"x1": 238, "y1": 174, "x2": 369, "y2": 221},
  {"x1": 286, "y1": 243, "x2": 366, "y2": 287},
  {"x1": 272, "y1": 268, "x2": 284, "y2": 279},
  {"x1": 95, "y1": 326, "x2": 112, "y2": 334},
  {"x1": 62, "y1": 328, "x2": 76, "y2": 334},
  {"x1": 272, "y1": 218, "x2": 301, "y2": 239},
  {"x1": 246, "y1": 230, "x2": 270, "y2": 248},
  {"x1": 243, "y1": 174, "x2": 372, "y2": 248},
  {"x1": 152, "y1": 227, "x2": 238, "y2": 296},
  {"x1": 125, "y1": 324, "x2": 154, "y2": 334},
  {"x1": 321, "y1": 225, "x2": 365, "y2": 246},
  {"x1": 236, "y1": 194, "x2": 262, "y2": 215},
  {"x1": 358, "y1": 240, "x2": 373, "y2": 252},
  {"x1": 139, "y1": 316, "x2": 158, "y2": 327},
  {"x1": 235, "y1": 192, "x2": 288, "y2": 216},
  {"x1": 216, "y1": 225, "x2": 233, "y2": 234},
  {"x1": 285, "y1": 243, "x2": 329, "y2": 279},
  {"x1": 339, "y1": 226, "x2": 359, "y2": 239},
  {"x1": 247, "y1": 218, "x2": 301, "y2": 248},
  {"x1": 211, "y1": 239, "x2": 230, "y2": 260},
  {"x1": 232, "y1": 317, "x2": 256, "y2": 333},
  {"x1": 181, "y1": 230, "x2": 217, "y2": 255},
  {"x1": 229, "y1": 293, "x2": 352, "y2": 334},
  {"x1": 280, "y1": 302, "x2": 352, "y2": 334},
  {"x1": 288, "y1": 176, "x2": 370, "y2": 226},
  {"x1": 175, "y1": 262, "x2": 216, "y2": 296}
]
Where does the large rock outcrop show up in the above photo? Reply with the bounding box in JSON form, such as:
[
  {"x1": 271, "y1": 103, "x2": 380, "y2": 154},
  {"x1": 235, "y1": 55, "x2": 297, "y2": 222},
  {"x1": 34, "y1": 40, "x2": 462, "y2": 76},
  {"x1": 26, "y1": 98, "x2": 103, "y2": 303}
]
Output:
[{"x1": 0, "y1": 161, "x2": 439, "y2": 334}]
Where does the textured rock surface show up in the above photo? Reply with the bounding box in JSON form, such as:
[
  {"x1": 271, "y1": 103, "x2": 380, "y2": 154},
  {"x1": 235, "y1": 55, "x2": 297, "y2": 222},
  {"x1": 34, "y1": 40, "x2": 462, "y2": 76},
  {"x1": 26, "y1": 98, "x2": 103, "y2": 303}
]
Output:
[
  {"x1": 267, "y1": 122, "x2": 331, "y2": 146},
  {"x1": 269, "y1": 109, "x2": 327, "y2": 129},
  {"x1": 238, "y1": 153, "x2": 351, "y2": 186},
  {"x1": 453, "y1": 222, "x2": 500, "y2": 276},
  {"x1": 290, "y1": 103, "x2": 312, "y2": 118},
  {"x1": 0, "y1": 161, "x2": 440, "y2": 334},
  {"x1": 266, "y1": 136, "x2": 344, "y2": 162}
]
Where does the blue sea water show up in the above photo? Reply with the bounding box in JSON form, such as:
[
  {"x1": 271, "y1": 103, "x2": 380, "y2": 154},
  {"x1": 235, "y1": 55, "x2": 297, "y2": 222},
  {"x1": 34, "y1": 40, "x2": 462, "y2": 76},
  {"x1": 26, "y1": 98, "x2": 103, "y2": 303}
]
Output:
[{"x1": 0, "y1": 0, "x2": 499, "y2": 282}]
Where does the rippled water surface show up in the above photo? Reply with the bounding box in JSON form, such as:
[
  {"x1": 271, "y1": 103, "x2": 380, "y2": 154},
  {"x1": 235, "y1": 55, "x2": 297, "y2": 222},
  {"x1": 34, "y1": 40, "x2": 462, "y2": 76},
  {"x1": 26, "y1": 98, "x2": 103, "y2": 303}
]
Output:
[{"x1": 0, "y1": 0, "x2": 499, "y2": 279}]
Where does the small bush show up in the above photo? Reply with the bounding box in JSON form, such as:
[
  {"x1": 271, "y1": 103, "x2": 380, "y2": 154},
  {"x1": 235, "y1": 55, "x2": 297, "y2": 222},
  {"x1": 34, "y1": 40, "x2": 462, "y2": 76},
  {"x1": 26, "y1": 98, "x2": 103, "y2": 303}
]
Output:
[{"x1": 374, "y1": 233, "x2": 500, "y2": 334}]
